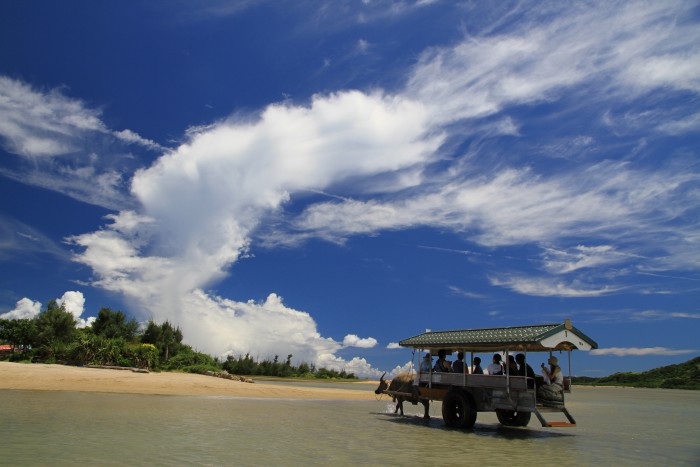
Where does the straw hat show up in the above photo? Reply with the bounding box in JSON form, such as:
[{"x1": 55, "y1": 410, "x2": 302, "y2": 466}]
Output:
[{"x1": 547, "y1": 356, "x2": 558, "y2": 366}]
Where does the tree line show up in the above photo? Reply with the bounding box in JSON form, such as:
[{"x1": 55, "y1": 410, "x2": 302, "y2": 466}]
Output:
[
  {"x1": 572, "y1": 356, "x2": 700, "y2": 390},
  {"x1": 0, "y1": 301, "x2": 357, "y2": 380}
]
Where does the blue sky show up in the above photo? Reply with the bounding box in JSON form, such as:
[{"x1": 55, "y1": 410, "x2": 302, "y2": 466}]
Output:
[{"x1": 1, "y1": 1, "x2": 698, "y2": 378}]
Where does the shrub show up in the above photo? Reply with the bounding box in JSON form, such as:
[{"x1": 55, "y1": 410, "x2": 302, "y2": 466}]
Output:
[
  {"x1": 162, "y1": 348, "x2": 217, "y2": 371},
  {"x1": 128, "y1": 343, "x2": 159, "y2": 369},
  {"x1": 180, "y1": 364, "x2": 222, "y2": 374}
]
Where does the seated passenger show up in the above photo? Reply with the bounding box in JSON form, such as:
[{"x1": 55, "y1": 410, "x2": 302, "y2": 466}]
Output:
[
  {"x1": 506, "y1": 355, "x2": 518, "y2": 375},
  {"x1": 515, "y1": 353, "x2": 536, "y2": 388},
  {"x1": 537, "y1": 356, "x2": 564, "y2": 403},
  {"x1": 471, "y1": 356, "x2": 484, "y2": 374},
  {"x1": 452, "y1": 352, "x2": 465, "y2": 373},
  {"x1": 486, "y1": 354, "x2": 504, "y2": 375},
  {"x1": 419, "y1": 353, "x2": 432, "y2": 373},
  {"x1": 433, "y1": 349, "x2": 453, "y2": 372}
]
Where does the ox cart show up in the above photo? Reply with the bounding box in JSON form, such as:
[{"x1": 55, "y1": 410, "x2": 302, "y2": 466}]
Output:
[{"x1": 380, "y1": 320, "x2": 597, "y2": 429}]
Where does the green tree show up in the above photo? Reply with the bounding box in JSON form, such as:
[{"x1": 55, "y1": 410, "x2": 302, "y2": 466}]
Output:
[
  {"x1": 91, "y1": 307, "x2": 138, "y2": 341},
  {"x1": 223, "y1": 353, "x2": 256, "y2": 375},
  {"x1": 141, "y1": 320, "x2": 183, "y2": 363},
  {"x1": 0, "y1": 319, "x2": 37, "y2": 352},
  {"x1": 34, "y1": 302, "x2": 78, "y2": 360},
  {"x1": 296, "y1": 362, "x2": 311, "y2": 377}
]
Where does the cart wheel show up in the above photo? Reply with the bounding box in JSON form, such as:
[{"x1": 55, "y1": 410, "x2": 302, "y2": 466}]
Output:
[
  {"x1": 441, "y1": 390, "x2": 477, "y2": 429},
  {"x1": 496, "y1": 409, "x2": 531, "y2": 427}
]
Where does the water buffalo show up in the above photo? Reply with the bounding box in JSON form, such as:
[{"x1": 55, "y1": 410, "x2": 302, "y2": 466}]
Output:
[{"x1": 374, "y1": 372, "x2": 430, "y2": 419}]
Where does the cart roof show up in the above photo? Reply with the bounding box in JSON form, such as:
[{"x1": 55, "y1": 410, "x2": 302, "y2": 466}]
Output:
[{"x1": 398, "y1": 320, "x2": 597, "y2": 352}]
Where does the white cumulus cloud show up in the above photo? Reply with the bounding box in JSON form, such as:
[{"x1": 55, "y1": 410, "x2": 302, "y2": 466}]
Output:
[
  {"x1": 0, "y1": 297, "x2": 42, "y2": 320},
  {"x1": 55, "y1": 291, "x2": 94, "y2": 328},
  {"x1": 56, "y1": 291, "x2": 85, "y2": 319},
  {"x1": 69, "y1": 90, "x2": 441, "y2": 376},
  {"x1": 343, "y1": 334, "x2": 378, "y2": 348}
]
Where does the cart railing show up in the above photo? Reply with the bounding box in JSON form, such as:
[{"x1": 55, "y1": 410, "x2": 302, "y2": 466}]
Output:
[{"x1": 418, "y1": 372, "x2": 532, "y2": 390}]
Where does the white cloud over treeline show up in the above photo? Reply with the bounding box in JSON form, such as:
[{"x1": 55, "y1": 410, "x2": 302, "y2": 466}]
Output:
[
  {"x1": 68, "y1": 91, "x2": 425, "y2": 376},
  {"x1": 1, "y1": 291, "x2": 94, "y2": 328},
  {"x1": 0, "y1": 297, "x2": 41, "y2": 320}
]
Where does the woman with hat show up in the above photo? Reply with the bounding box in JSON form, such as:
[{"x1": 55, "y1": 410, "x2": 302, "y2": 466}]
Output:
[{"x1": 537, "y1": 355, "x2": 564, "y2": 403}]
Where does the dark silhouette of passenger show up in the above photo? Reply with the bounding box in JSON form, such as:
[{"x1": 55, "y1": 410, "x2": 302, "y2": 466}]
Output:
[
  {"x1": 472, "y1": 357, "x2": 483, "y2": 374},
  {"x1": 452, "y1": 352, "x2": 465, "y2": 373},
  {"x1": 516, "y1": 353, "x2": 536, "y2": 388},
  {"x1": 433, "y1": 349, "x2": 453, "y2": 372}
]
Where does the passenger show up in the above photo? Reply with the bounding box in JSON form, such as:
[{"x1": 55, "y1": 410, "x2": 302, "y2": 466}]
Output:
[
  {"x1": 452, "y1": 352, "x2": 465, "y2": 373},
  {"x1": 515, "y1": 353, "x2": 536, "y2": 388},
  {"x1": 486, "y1": 354, "x2": 504, "y2": 375},
  {"x1": 419, "y1": 353, "x2": 432, "y2": 373},
  {"x1": 472, "y1": 357, "x2": 484, "y2": 374},
  {"x1": 537, "y1": 356, "x2": 564, "y2": 403},
  {"x1": 506, "y1": 355, "x2": 518, "y2": 375},
  {"x1": 433, "y1": 349, "x2": 453, "y2": 372}
]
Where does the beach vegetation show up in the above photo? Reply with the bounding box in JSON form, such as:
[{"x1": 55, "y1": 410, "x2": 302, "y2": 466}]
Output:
[
  {"x1": 141, "y1": 320, "x2": 184, "y2": 362},
  {"x1": 179, "y1": 363, "x2": 223, "y2": 374},
  {"x1": 0, "y1": 318, "x2": 36, "y2": 353},
  {"x1": 133, "y1": 343, "x2": 159, "y2": 369},
  {"x1": 61, "y1": 333, "x2": 157, "y2": 368},
  {"x1": 0, "y1": 301, "x2": 360, "y2": 379},
  {"x1": 222, "y1": 353, "x2": 357, "y2": 380},
  {"x1": 162, "y1": 347, "x2": 218, "y2": 372}
]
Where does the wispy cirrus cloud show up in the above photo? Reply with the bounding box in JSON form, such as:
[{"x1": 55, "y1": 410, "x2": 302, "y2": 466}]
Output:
[
  {"x1": 631, "y1": 310, "x2": 700, "y2": 321},
  {"x1": 0, "y1": 77, "x2": 162, "y2": 159},
  {"x1": 0, "y1": 215, "x2": 70, "y2": 262},
  {"x1": 407, "y1": 1, "x2": 700, "y2": 126},
  {"x1": 448, "y1": 286, "x2": 488, "y2": 300},
  {"x1": 113, "y1": 129, "x2": 166, "y2": 152},
  {"x1": 489, "y1": 276, "x2": 622, "y2": 298},
  {"x1": 591, "y1": 347, "x2": 698, "y2": 357},
  {"x1": 0, "y1": 76, "x2": 105, "y2": 157},
  {"x1": 0, "y1": 77, "x2": 165, "y2": 210},
  {"x1": 541, "y1": 245, "x2": 640, "y2": 275},
  {"x1": 279, "y1": 161, "x2": 697, "y2": 270}
]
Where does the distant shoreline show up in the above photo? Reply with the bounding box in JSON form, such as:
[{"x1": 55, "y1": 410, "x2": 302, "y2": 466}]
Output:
[{"x1": 0, "y1": 362, "x2": 377, "y2": 400}]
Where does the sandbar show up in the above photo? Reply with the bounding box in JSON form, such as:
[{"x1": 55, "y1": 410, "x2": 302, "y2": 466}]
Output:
[{"x1": 0, "y1": 362, "x2": 377, "y2": 400}]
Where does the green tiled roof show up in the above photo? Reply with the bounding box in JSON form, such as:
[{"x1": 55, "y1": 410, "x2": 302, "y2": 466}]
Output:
[{"x1": 398, "y1": 321, "x2": 597, "y2": 352}]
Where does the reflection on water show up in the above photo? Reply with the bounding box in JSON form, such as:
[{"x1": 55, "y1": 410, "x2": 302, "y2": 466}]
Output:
[{"x1": 1, "y1": 387, "x2": 698, "y2": 466}]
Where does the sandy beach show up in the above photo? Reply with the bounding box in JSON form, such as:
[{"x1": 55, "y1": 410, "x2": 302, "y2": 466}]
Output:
[{"x1": 0, "y1": 362, "x2": 377, "y2": 400}]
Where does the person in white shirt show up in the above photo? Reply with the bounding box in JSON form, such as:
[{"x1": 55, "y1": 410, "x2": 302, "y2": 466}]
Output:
[{"x1": 486, "y1": 353, "x2": 503, "y2": 375}]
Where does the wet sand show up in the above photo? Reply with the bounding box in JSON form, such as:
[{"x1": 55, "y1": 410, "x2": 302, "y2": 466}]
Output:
[{"x1": 0, "y1": 362, "x2": 377, "y2": 400}]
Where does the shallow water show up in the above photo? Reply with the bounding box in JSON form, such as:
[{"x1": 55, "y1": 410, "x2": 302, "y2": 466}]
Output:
[{"x1": 1, "y1": 386, "x2": 698, "y2": 466}]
